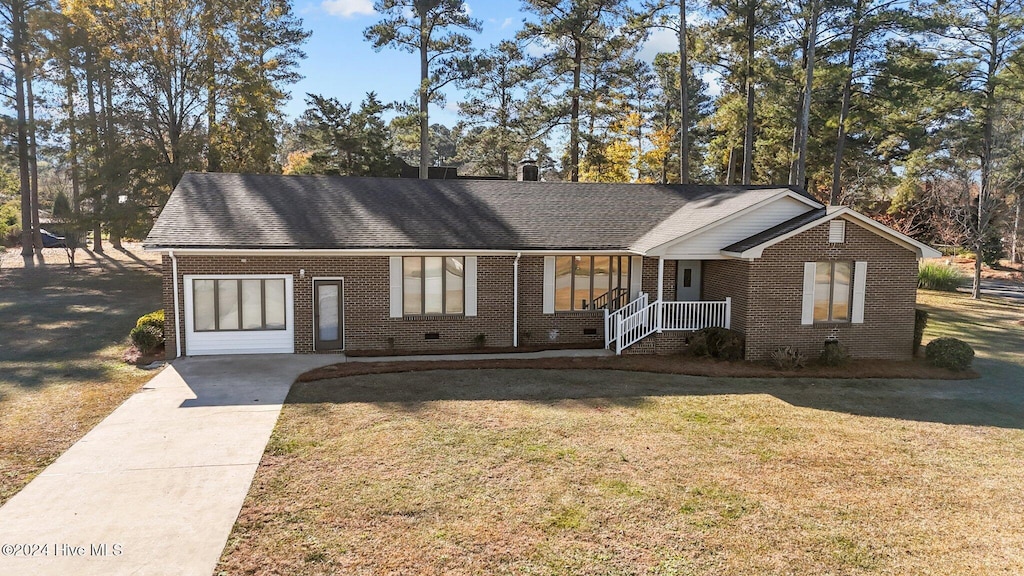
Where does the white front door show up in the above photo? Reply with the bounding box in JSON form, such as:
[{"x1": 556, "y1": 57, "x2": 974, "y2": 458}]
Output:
[{"x1": 675, "y1": 260, "x2": 701, "y2": 301}]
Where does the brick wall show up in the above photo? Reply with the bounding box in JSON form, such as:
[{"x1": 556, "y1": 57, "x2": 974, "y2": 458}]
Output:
[
  {"x1": 743, "y1": 219, "x2": 919, "y2": 361},
  {"x1": 160, "y1": 234, "x2": 918, "y2": 362},
  {"x1": 702, "y1": 259, "x2": 750, "y2": 334},
  {"x1": 163, "y1": 254, "x2": 653, "y2": 358}
]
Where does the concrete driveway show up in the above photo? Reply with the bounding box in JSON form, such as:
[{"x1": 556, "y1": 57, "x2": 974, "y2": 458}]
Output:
[{"x1": 0, "y1": 354, "x2": 337, "y2": 576}]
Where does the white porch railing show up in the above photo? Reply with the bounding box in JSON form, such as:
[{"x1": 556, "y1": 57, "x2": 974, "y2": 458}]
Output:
[
  {"x1": 661, "y1": 299, "x2": 731, "y2": 332},
  {"x1": 604, "y1": 292, "x2": 648, "y2": 349},
  {"x1": 605, "y1": 297, "x2": 732, "y2": 355}
]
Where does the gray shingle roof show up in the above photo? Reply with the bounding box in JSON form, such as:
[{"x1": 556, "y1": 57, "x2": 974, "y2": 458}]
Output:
[
  {"x1": 722, "y1": 208, "x2": 828, "y2": 253},
  {"x1": 144, "y1": 172, "x2": 817, "y2": 252}
]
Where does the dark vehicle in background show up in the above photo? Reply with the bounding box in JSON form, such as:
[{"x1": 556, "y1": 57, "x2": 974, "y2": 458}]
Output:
[{"x1": 40, "y1": 229, "x2": 67, "y2": 249}]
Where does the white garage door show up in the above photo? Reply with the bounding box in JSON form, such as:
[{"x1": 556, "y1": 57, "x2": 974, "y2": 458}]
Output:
[{"x1": 183, "y1": 274, "x2": 294, "y2": 356}]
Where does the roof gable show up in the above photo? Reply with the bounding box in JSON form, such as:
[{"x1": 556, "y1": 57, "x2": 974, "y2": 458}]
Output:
[{"x1": 722, "y1": 207, "x2": 942, "y2": 259}]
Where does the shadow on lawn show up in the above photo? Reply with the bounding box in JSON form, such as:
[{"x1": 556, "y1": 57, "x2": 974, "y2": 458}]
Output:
[
  {"x1": 0, "y1": 263, "x2": 162, "y2": 389},
  {"x1": 280, "y1": 363, "x2": 1024, "y2": 430}
]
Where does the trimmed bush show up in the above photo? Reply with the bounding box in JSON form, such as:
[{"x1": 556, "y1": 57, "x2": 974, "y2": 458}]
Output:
[
  {"x1": 914, "y1": 309, "x2": 929, "y2": 355},
  {"x1": 131, "y1": 310, "x2": 165, "y2": 354},
  {"x1": 818, "y1": 340, "x2": 850, "y2": 366},
  {"x1": 130, "y1": 324, "x2": 164, "y2": 354},
  {"x1": 770, "y1": 345, "x2": 805, "y2": 370},
  {"x1": 918, "y1": 263, "x2": 966, "y2": 291},
  {"x1": 925, "y1": 337, "x2": 974, "y2": 371},
  {"x1": 136, "y1": 309, "x2": 165, "y2": 332},
  {"x1": 688, "y1": 327, "x2": 745, "y2": 361}
]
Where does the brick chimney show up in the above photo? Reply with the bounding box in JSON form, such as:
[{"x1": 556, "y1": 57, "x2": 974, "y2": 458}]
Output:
[{"x1": 517, "y1": 159, "x2": 539, "y2": 182}]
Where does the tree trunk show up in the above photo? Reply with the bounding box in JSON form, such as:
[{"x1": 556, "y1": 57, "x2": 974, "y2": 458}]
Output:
[
  {"x1": 12, "y1": 0, "x2": 33, "y2": 258},
  {"x1": 569, "y1": 39, "x2": 583, "y2": 182},
  {"x1": 418, "y1": 7, "x2": 430, "y2": 180},
  {"x1": 205, "y1": 0, "x2": 220, "y2": 172},
  {"x1": 726, "y1": 146, "x2": 736, "y2": 184},
  {"x1": 972, "y1": 34, "x2": 998, "y2": 300},
  {"x1": 85, "y1": 47, "x2": 103, "y2": 253},
  {"x1": 1012, "y1": 196, "x2": 1020, "y2": 264},
  {"x1": 831, "y1": 0, "x2": 864, "y2": 205},
  {"x1": 679, "y1": 0, "x2": 690, "y2": 183},
  {"x1": 65, "y1": 46, "x2": 82, "y2": 215},
  {"x1": 661, "y1": 102, "x2": 670, "y2": 184},
  {"x1": 794, "y1": 0, "x2": 818, "y2": 191},
  {"x1": 742, "y1": 1, "x2": 755, "y2": 185},
  {"x1": 27, "y1": 58, "x2": 43, "y2": 253},
  {"x1": 102, "y1": 62, "x2": 122, "y2": 250}
]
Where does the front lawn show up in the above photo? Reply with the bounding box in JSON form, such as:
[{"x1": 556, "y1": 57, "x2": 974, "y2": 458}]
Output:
[
  {"x1": 0, "y1": 246, "x2": 162, "y2": 505},
  {"x1": 219, "y1": 290, "x2": 1024, "y2": 575}
]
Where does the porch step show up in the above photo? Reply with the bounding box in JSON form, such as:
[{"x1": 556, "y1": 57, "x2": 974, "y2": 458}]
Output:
[{"x1": 622, "y1": 337, "x2": 656, "y2": 355}]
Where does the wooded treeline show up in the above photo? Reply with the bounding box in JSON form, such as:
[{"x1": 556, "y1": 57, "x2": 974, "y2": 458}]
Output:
[
  {"x1": 0, "y1": 0, "x2": 308, "y2": 256},
  {"x1": 2, "y1": 0, "x2": 1023, "y2": 293}
]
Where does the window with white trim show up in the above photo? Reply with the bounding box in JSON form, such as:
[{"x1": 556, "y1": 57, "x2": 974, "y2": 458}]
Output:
[
  {"x1": 813, "y1": 261, "x2": 852, "y2": 322},
  {"x1": 403, "y1": 256, "x2": 465, "y2": 315},
  {"x1": 554, "y1": 255, "x2": 632, "y2": 311},
  {"x1": 193, "y1": 278, "x2": 286, "y2": 331}
]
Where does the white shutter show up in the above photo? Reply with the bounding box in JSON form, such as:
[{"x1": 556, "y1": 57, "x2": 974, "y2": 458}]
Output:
[
  {"x1": 389, "y1": 256, "x2": 403, "y2": 318},
  {"x1": 801, "y1": 262, "x2": 816, "y2": 325},
  {"x1": 542, "y1": 256, "x2": 555, "y2": 314},
  {"x1": 851, "y1": 261, "x2": 867, "y2": 324},
  {"x1": 630, "y1": 256, "x2": 644, "y2": 300},
  {"x1": 465, "y1": 256, "x2": 478, "y2": 317}
]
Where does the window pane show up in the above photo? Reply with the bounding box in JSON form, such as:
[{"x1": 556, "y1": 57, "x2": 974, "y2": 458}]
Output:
[
  {"x1": 317, "y1": 284, "x2": 339, "y2": 341},
  {"x1": 555, "y1": 256, "x2": 572, "y2": 311},
  {"x1": 241, "y1": 280, "x2": 263, "y2": 329},
  {"x1": 813, "y1": 262, "x2": 832, "y2": 322},
  {"x1": 683, "y1": 268, "x2": 693, "y2": 288},
  {"x1": 194, "y1": 280, "x2": 216, "y2": 331},
  {"x1": 832, "y1": 262, "x2": 852, "y2": 321},
  {"x1": 573, "y1": 256, "x2": 592, "y2": 310},
  {"x1": 424, "y1": 257, "x2": 443, "y2": 314},
  {"x1": 403, "y1": 257, "x2": 422, "y2": 315},
  {"x1": 593, "y1": 256, "x2": 610, "y2": 303},
  {"x1": 445, "y1": 257, "x2": 464, "y2": 314},
  {"x1": 265, "y1": 279, "x2": 286, "y2": 329},
  {"x1": 217, "y1": 280, "x2": 239, "y2": 330}
]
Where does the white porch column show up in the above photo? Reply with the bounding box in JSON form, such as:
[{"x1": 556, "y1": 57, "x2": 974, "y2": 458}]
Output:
[{"x1": 656, "y1": 257, "x2": 664, "y2": 333}]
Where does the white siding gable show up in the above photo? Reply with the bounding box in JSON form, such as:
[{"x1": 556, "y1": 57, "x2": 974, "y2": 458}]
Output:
[{"x1": 657, "y1": 196, "x2": 812, "y2": 259}]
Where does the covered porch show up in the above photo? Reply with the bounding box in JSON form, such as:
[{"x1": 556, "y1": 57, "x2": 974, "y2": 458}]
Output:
[{"x1": 603, "y1": 258, "x2": 735, "y2": 355}]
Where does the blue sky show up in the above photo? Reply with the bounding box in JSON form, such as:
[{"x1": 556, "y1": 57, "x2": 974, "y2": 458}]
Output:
[{"x1": 285, "y1": 0, "x2": 682, "y2": 124}]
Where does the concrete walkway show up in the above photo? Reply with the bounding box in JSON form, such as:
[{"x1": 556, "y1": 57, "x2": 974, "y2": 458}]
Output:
[{"x1": 0, "y1": 355, "x2": 336, "y2": 576}]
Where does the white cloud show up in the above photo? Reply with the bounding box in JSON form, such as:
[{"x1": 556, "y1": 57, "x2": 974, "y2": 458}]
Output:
[
  {"x1": 501, "y1": 17, "x2": 513, "y2": 29},
  {"x1": 322, "y1": 0, "x2": 374, "y2": 18},
  {"x1": 638, "y1": 27, "x2": 678, "y2": 63},
  {"x1": 524, "y1": 38, "x2": 555, "y2": 58}
]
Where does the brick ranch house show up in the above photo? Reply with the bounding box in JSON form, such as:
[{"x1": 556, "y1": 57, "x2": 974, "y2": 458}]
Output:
[{"x1": 144, "y1": 172, "x2": 940, "y2": 361}]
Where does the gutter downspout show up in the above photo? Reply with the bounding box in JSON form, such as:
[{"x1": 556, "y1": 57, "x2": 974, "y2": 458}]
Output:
[
  {"x1": 513, "y1": 252, "x2": 521, "y2": 347},
  {"x1": 169, "y1": 250, "x2": 182, "y2": 358}
]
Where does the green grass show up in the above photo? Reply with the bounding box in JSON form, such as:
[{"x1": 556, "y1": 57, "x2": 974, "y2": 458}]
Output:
[
  {"x1": 918, "y1": 262, "x2": 967, "y2": 291},
  {"x1": 0, "y1": 246, "x2": 162, "y2": 505},
  {"x1": 219, "y1": 289, "x2": 1024, "y2": 575}
]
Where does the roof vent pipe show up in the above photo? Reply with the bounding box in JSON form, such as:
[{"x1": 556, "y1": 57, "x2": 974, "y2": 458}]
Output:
[{"x1": 518, "y1": 159, "x2": 539, "y2": 182}]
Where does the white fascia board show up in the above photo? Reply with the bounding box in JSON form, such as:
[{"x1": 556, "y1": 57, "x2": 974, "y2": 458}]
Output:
[
  {"x1": 145, "y1": 247, "x2": 645, "y2": 256},
  {"x1": 723, "y1": 208, "x2": 942, "y2": 260},
  {"x1": 644, "y1": 191, "x2": 823, "y2": 256}
]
